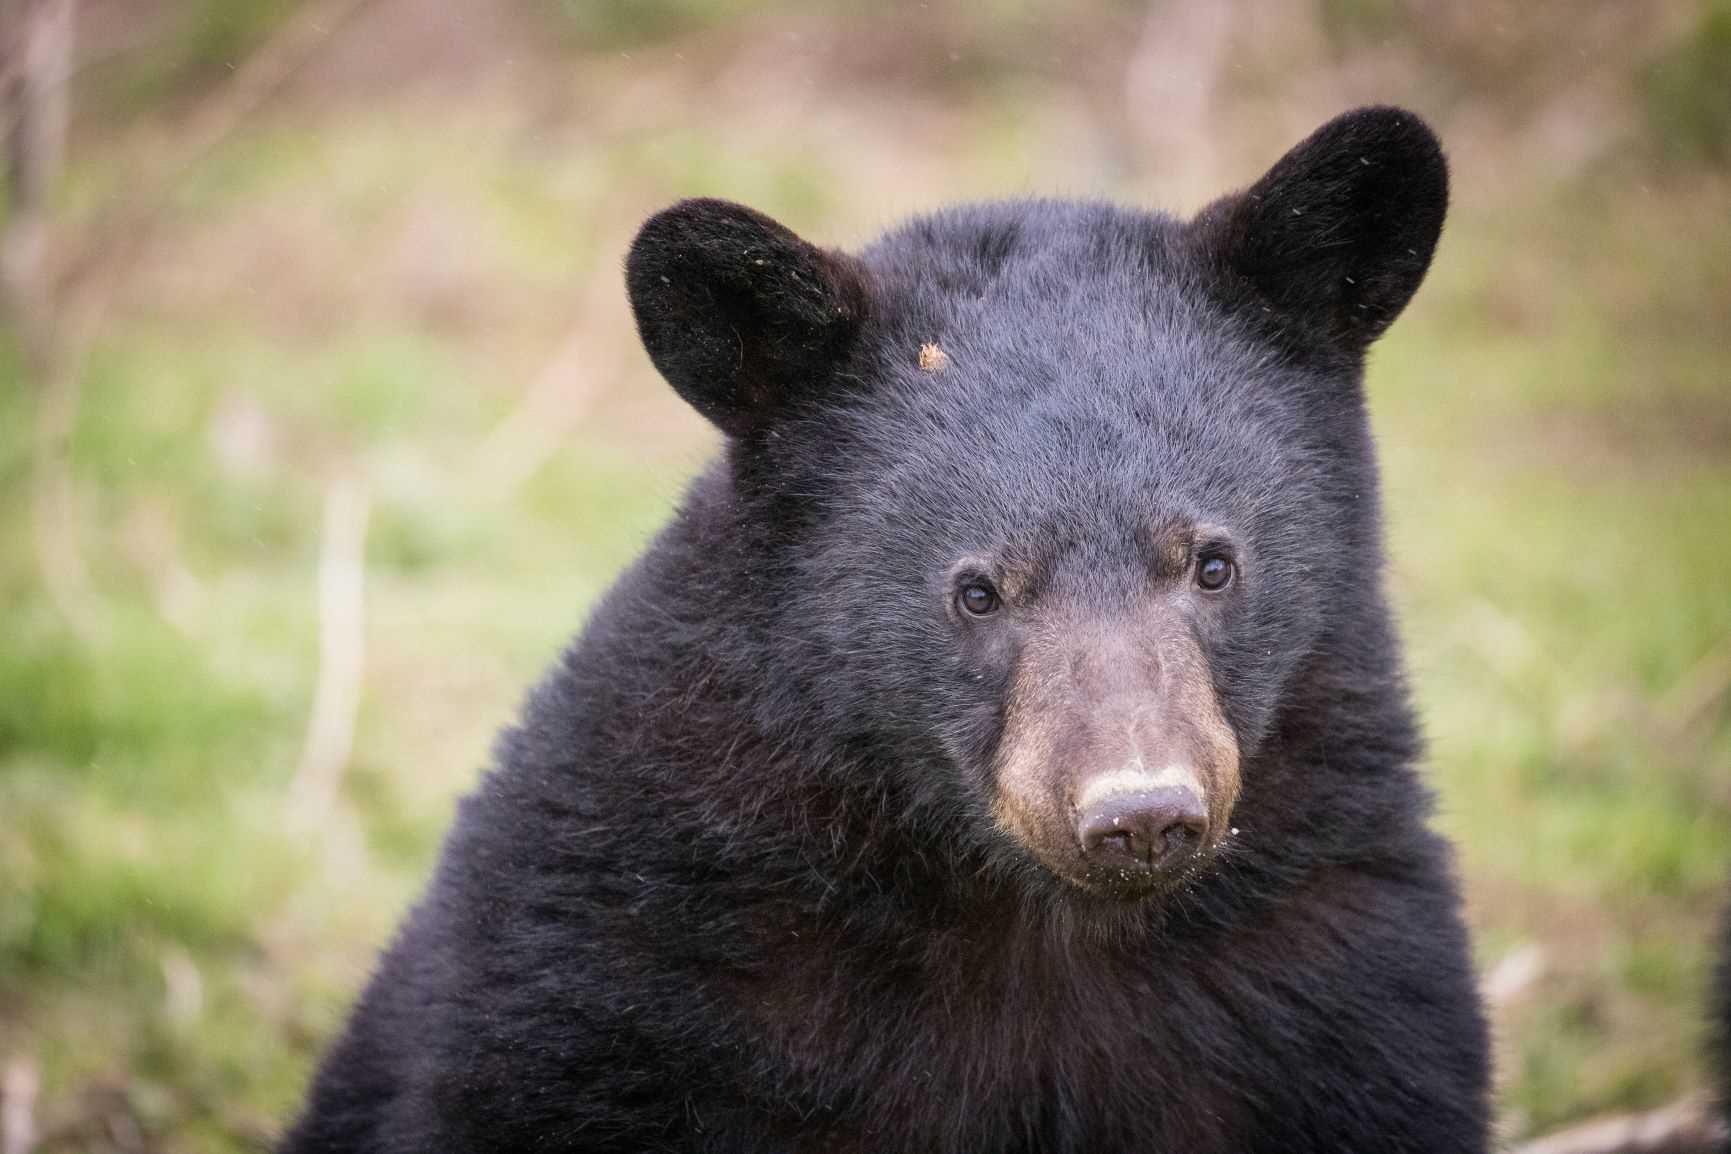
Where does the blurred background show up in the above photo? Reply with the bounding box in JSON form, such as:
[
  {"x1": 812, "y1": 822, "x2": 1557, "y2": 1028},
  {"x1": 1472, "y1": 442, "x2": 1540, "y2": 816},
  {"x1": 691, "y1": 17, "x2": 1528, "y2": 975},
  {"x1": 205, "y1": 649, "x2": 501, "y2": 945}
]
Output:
[{"x1": 0, "y1": 1, "x2": 1727, "y2": 1150}]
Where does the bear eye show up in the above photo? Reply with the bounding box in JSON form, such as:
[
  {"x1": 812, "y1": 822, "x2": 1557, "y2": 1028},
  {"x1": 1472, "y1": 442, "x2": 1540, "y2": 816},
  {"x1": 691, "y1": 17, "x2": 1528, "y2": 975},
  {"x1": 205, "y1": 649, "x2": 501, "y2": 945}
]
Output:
[
  {"x1": 1196, "y1": 555, "x2": 1235, "y2": 592},
  {"x1": 958, "y1": 581, "x2": 1001, "y2": 617}
]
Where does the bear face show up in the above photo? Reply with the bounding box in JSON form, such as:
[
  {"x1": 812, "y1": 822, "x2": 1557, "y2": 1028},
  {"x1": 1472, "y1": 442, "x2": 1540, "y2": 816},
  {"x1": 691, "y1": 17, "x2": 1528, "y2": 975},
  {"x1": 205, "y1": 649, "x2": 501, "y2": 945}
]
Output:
[{"x1": 627, "y1": 106, "x2": 1446, "y2": 904}]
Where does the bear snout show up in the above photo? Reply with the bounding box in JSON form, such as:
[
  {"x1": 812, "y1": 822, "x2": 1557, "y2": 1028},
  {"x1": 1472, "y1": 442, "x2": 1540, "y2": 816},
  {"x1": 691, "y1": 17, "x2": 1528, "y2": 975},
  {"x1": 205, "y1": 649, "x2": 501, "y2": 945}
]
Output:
[
  {"x1": 1074, "y1": 770, "x2": 1210, "y2": 881},
  {"x1": 990, "y1": 612, "x2": 1241, "y2": 897}
]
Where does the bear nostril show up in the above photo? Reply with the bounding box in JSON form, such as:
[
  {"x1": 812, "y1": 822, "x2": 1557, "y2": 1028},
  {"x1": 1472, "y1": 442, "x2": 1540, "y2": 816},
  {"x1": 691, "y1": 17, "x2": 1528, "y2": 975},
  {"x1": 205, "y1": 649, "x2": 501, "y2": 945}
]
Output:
[
  {"x1": 1076, "y1": 786, "x2": 1209, "y2": 874},
  {"x1": 1097, "y1": 829, "x2": 1136, "y2": 858},
  {"x1": 1158, "y1": 818, "x2": 1203, "y2": 860}
]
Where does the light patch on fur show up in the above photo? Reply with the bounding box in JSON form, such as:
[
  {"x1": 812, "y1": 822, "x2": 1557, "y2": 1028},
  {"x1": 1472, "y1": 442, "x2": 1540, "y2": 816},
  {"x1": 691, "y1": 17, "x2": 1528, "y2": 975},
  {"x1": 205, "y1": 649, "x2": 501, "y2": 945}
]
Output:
[
  {"x1": 1157, "y1": 535, "x2": 1191, "y2": 579},
  {"x1": 917, "y1": 342, "x2": 949, "y2": 374},
  {"x1": 990, "y1": 650, "x2": 1073, "y2": 875},
  {"x1": 1182, "y1": 657, "x2": 1242, "y2": 833},
  {"x1": 1074, "y1": 765, "x2": 1202, "y2": 813}
]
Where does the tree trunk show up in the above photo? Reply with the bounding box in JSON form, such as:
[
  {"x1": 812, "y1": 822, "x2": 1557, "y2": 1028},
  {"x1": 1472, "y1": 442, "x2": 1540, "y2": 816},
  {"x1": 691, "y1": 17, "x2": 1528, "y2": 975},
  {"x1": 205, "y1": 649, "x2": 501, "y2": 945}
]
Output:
[{"x1": 2, "y1": 0, "x2": 74, "y2": 344}]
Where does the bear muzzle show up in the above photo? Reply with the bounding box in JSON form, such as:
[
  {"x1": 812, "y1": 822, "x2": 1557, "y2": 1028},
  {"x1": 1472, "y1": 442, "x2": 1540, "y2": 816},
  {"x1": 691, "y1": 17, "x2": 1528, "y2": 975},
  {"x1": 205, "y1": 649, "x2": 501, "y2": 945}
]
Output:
[
  {"x1": 1074, "y1": 766, "x2": 1211, "y2": 884},
  {"x1": 990, "y1": 611, "x2": 1242, "y2": 899}
]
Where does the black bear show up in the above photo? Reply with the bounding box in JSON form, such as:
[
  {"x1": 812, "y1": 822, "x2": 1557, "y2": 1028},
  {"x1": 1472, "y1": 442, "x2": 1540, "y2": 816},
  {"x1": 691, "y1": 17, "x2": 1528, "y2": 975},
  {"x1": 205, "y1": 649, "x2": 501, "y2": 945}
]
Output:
[{"x1": 282, "y1": 106, "x2": 1490, "y2": 1153}]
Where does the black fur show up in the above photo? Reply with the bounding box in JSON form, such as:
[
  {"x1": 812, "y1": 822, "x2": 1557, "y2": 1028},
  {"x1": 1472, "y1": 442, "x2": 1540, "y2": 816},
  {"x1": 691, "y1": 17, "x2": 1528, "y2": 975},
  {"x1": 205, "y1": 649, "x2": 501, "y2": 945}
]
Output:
[
  {"x1": 282, "y1": 106, "x2": 1490, "y2": 1153},
  {"x1": 626, "y1": 198, "x2": 869, "y2": 437},
  {"x1": 1194, "y1": 105, "x2": 1448, "y2": 358}
]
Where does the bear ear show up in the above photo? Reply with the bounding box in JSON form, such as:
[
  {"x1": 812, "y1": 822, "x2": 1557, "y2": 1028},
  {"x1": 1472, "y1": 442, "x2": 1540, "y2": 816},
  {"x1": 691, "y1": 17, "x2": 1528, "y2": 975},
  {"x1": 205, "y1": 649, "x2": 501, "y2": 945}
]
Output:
[
  {"x1": 626, "y1": 198, "x2": 869, "y2": 437},
  {"x1": 1190, "y1": 106, "x2": 1448, "y2": 357}
]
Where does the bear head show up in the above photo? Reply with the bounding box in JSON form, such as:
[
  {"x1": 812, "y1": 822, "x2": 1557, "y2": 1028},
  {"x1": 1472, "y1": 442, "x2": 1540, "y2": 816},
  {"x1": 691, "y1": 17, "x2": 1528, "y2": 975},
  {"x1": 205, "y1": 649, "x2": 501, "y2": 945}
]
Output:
[{"x1": 625, "y1": 106, "x2": 1447, "y2": 902}]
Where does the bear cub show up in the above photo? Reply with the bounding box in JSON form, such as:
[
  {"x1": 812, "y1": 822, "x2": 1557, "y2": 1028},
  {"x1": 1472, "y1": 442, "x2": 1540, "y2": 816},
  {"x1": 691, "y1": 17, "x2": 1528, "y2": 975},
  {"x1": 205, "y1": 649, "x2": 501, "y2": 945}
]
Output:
[{"x1": 283, "y1": 106, "x2": 1491, "y2": 1153}]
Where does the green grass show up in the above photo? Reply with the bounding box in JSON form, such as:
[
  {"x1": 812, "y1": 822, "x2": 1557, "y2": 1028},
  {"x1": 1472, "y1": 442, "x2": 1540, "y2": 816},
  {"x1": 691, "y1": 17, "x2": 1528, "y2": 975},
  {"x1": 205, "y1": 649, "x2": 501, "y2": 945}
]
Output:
[
  {"x1": 1646, "y1": 1, "x2": 1731, "y2": 166},
  {"x1": 0, "y1": 265, "x2": 677, "y2": 1149},
  {"x1": 1374, "y1": 174, "x2": 1731, "y2": 1133}
]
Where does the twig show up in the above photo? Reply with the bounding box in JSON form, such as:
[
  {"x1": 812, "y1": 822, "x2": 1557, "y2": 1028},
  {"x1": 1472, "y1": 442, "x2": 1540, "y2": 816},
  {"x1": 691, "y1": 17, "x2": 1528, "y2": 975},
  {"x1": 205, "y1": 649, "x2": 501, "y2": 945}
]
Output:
[
  {"x1": 4, "y1": 0, "x2": 100, "y2": 639},
  {"x1": 1, "y1": 0, "x2": 74, "y2": 309},
  {"x1": 51, "y1": 0, "x2": 377, "y2": 300},
  {"x1": 0, "y1": 1056, "x2": 38, "y2": 1154},
  {"x1": 1513, "y1": 1098, "x2": 1727, "y2": 1154},
  {"x1": 8, "y1": 0, "x2": 374, "y2": 641},
  {"x1": 469, "y1": 328, "x2": 605, "y2": 497},
  {"x1": 1480, "y1": 942, "x2": 1547, "y2": 1009},
  {"x1": 27, "y1": 290, "x2": 106, "y2": 641},
  {"x1": 1121, "y1": 0, "x2": 1232, "y2": 200},
  {"x1": 469, "y1": 262, "x2": 623, "y2": 498},
  {"x1": 160, "y1": 945, "x2": 205, "y2": 1027},
  {"x1": 1660, "y1": 637, "x2": 1731, "y2": 736},
  {"x1": 291, "y1": 475, "x2": 370, "y2": 817}
]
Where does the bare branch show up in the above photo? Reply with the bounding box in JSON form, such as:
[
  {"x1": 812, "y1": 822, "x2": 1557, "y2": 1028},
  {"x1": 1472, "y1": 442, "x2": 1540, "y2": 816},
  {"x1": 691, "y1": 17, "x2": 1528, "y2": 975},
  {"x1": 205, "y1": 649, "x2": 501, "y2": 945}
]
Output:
[
  {"x1": 1, "y1": 0, "x2": 73, "y2": 316},
  {"x1": 469, "y1": 260, "x2": 629, "y2": 499},
  {"x1": 470, "y1": 328, "x2": 605, "y2": 498},
  {"x1": 1514, "y1": 1099, "x2": 1727, "y2": 1154},
  {"x1": 291, "y1": 475, "x2": 371, "y2": 818},
  {"x1": 4, "y1": 0, "x2": 374, "y2": 640},
  {"x1": 0, "y1": 1056, "x2": 38, "y2": 1154},
  {"x1": 28, "y1": 290, "x2": 103, "y2": 640},
  {"x1": 51, "y1": 0, "x2": 376, "y2": 301}
]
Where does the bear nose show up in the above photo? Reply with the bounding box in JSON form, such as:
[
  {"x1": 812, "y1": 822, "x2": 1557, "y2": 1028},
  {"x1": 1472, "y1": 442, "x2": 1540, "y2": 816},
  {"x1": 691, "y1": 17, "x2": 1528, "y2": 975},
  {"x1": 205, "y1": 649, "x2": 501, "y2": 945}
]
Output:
[{"x1": 1076, "y1": 786, "x2": 1208, "y2": 874}]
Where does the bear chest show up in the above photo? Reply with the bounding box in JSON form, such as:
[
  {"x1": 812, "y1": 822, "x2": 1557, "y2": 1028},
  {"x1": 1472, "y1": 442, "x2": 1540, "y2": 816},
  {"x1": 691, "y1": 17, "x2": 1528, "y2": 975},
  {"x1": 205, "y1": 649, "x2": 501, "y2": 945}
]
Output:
[{"x1": 716, "y1": 929, "x2": 1251, "y2": 1152}]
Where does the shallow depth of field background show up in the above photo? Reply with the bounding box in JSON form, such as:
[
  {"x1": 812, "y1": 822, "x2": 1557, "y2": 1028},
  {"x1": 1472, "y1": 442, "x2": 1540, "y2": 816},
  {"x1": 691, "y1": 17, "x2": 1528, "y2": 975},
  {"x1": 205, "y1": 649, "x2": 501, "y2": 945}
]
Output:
[{"x1": 1, "y1": 1, "x2": 1729, "y2": 1150}]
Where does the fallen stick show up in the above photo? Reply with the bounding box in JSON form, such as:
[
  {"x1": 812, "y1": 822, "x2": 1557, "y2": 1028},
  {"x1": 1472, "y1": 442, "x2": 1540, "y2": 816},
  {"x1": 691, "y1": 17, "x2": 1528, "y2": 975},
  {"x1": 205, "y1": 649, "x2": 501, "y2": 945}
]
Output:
[
  {"x1": 0, "y1": 1056, "x2": 38, "y2": 1154},
  {"x1": 291, "y1": 475, "x2": 370, "y2": 818},
  {"x1": 1513, "y1": 1097, "x2": 1727, "y2": 1154}
]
